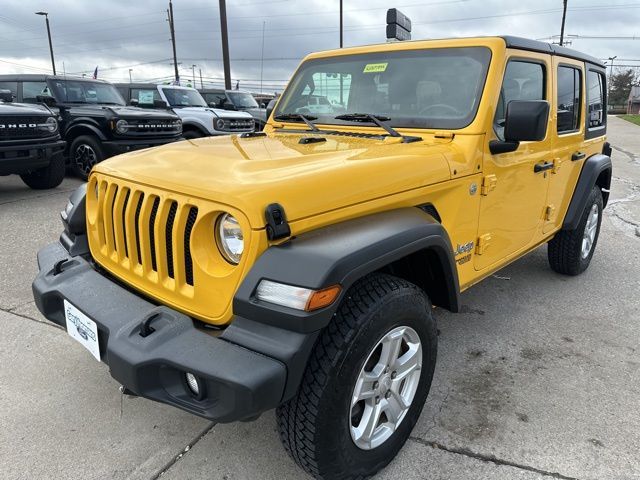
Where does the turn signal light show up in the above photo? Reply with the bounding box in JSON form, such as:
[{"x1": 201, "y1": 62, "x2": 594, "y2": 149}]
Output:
[{"x1": 306, "y1": 285, "x2": 342, "y2": 312}]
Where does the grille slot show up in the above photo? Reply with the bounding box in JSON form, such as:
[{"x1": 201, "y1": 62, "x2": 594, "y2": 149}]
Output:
[
  {"x1": 165, "y1": 201, "x2": 178, "y2": 279},
  {"x1": 134, "y1": 193, "x2": 144, "y2": 264},
  {"x1": 121, "y1": 190, "x2": 130, "y2": 259},
  {"x1": 184, "y1": 207, "x2": 198, "y2": 286},
  {"x1": 149, "y1": 197, "x2": 160, "y2": 272},
  {"x1": 110, "y1": 186, "x2": 119, "y2": 253}
]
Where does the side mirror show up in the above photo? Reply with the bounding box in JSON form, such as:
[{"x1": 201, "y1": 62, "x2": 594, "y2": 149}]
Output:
[
  {"x1": 266, "y1": 98, "x2": 278, "y2": 122},
  {"x1": 0, "y1": 90, "x2": 13, "y2": 102},
  {"x1": 153, "y1": 99, "x2": 168, "y2": 109},
  {"x1": 490, "y1": 100, "x2": 550, "y2": 154},
  {"x1": 222, "y1": 101, "x2": 236, "y2": 111},
  {"x1": 36, "y1": 95, "x2": 57, "y2": 108},
  {"x1": 129, "y1": 99, "x2": 139, "y2": 107},
  {"x1": 208, "y1": 102, "x2": 218, "y2": 108}
]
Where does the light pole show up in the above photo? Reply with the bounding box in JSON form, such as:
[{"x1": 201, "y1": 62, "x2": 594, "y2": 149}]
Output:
[
  {"x1": 607, "y1": 56, "x2": 617, "y2": 109},
  {"x1": 35, "y1": 11, "x2": 56, "y2": 75},
  {"x1": 128, "y1": 69, "x2": 133, "y2": 83},
  {"x1": 339, "y1": 0, "x2": 343, "y2": 48},
  {"x1": 191, "y1": 64, "x2": 197, "y2": 88},
  {"x1": 260, "y1": 21, "x2": 265, "y2": 93}
]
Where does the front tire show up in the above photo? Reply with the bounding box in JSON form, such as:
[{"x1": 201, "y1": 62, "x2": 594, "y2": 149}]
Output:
[
  {"x1": 548, "y1": 186, "x2": 603, "y2": 275},
  {"x1": 276, "y1": 273, "x2": 437, "y2": 480},
  {"x1": 70, "y1": 135, "x2": 104, "y2": 181},
  {"x1": 20, "y1": 153, "x2": 65, "y2": 190}
]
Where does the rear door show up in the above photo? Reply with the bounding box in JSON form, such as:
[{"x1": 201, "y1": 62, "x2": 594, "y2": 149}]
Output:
[{"x1": 475, "y1": 52, "x2": 552, "y2": 271}]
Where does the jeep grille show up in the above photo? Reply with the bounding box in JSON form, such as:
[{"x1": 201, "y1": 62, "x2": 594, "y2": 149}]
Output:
[{"x1": 86, "y1": 173, "x2": 255, "y2": 325}]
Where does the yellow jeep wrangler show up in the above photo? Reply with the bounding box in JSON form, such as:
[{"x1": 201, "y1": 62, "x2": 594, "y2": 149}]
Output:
[{"x1": 33, "y1": 36, "x2": 611, "y2": 479}]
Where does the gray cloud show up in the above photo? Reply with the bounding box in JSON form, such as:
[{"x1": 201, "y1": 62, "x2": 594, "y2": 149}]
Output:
[{"x1": 1, "y1": 0, "x2": 639, "y2": 93}]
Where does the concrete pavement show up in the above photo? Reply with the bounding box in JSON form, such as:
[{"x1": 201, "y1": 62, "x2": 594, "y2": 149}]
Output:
[{"x1": 1, "y1": 117, "x2": 639, "y2": 480}]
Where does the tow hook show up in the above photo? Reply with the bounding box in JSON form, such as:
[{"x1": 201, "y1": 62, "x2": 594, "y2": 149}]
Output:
[{"x1": 139, "y1": 312, "x2": 161, "y2": 338}]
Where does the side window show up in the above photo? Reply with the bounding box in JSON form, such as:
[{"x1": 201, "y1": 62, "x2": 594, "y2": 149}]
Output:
[
  {"x1": 23, "y1": 82, "x2": 50, "y2": 103},
  {"x1": 494, "y1": 61, "x2": 545, "y2": 140},
  {"x1": 557, "y1": 66, "x2": 582, "y2": 133},
  {"x1": 587, "y1": 70, "x2": 606, "y2": 129}
]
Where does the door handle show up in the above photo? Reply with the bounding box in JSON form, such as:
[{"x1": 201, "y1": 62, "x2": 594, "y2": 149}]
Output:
[
  {"x1": 571, "y1": 151, "x2": 586, "y2": 161},
  {"x1": 534, "y1": 161, "x2": 554, "y2": 173}
]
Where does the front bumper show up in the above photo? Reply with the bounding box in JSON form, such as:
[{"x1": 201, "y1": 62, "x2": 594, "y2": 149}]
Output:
[
  {"x1": 32, "y1": 242, "x2": 286, "y2": 422},
  {"x1": 0, "y1": 139, "x2": 65, "y2": 175},
  {"x1": 102, "y1": 136, "x2": 182, "y2": 156}
]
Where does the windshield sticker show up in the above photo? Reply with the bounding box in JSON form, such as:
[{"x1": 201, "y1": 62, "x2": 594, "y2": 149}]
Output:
[
  {"x1": 138, "y1": 91, "x2": 155, "y2": 104},
  {"x1": 363, "y1": 63, "x2": 388, "y2": 73}
]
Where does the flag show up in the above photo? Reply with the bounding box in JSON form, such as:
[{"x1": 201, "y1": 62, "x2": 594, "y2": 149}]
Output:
[{"x1": 92, "y1": 66, "x2": 98, "y2": 79}]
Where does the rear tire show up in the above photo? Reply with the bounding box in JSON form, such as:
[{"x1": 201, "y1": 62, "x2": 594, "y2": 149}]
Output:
[
  {"x1": 548, "y1": 186, "x2": 603, "y2": 275},
  {"x1": 276, "y1": 273, "x2": 437, "y2": 480},
  {"x1": 20, "y1": 153, "x2": 65, "y2": 190},
  {"x1": 70, "y1": 135, "x2": 104, "y2": 181}
]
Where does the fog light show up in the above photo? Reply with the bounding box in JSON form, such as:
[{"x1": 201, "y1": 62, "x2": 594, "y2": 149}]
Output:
[{"x1": 185, "y1": 372, "x2": 200, "y2": 396}]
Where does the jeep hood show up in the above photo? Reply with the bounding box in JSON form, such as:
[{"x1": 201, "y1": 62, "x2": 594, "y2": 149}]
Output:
[{"x1": 95, "y1": 132, "x2": 452, "y2": 228}]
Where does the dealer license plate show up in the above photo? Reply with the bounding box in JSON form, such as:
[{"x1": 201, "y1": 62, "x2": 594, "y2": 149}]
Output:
[{"x1": 64, "y1": 299, "x2": 101, "y2": 361}]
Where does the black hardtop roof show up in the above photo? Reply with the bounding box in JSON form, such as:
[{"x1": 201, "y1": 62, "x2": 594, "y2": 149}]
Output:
[
  {"x1": 0, "y1": 74, "x2": 114, "y2": 83},
  {"x1": 501, "y1": 36, "x2": 605, "y2": 68}
]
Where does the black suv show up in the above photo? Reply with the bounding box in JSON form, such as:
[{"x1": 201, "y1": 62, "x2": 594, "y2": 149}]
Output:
[
  {"x1": 0, "y1": 75, "x2": 182, "y2": 180},
  {"x1": 199, "y1": 88, "x2": 267, "y2": 130},
  {"x1": 0, "y1": 90, "x2": 66, "y2": 189}
]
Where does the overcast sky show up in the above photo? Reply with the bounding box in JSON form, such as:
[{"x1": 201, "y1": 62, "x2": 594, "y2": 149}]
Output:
[{"x1": 1, "y1": 0, "x2": 639, "y2": 93}]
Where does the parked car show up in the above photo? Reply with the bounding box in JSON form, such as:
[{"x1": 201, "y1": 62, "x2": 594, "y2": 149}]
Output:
[
  {"x1": 32, "y1": 36, "x2": 611, "y2": 480},
  {"x1": 0, "y1": 74, "x2": 183, "y2": 180},
  {"x1": 116, "y1": 83, "x2": 254, "y2": 139},
  {"x1": 0, "y1": 89, "x2": 65, "y2": 189},
  {"x1": 199, "y1": 89, "x2": 267, "y2": 130}
]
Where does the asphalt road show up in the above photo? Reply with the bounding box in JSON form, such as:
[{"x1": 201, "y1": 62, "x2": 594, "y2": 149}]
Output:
[{"x1": 1, "y1": 116, "x2": 638, "y2": 480}]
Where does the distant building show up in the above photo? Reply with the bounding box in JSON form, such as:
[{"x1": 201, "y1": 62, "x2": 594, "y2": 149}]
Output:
[{"x1": 628, "y1": 86, "x2": 640, "y2": 114}]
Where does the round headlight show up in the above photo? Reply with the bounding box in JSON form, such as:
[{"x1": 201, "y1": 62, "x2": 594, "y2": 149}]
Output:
[
  {"x1": 115, "y1": 119, "x2": 129, "y2": 134},
  {"x1": 216, "y1": 213, "x2": 244, "y2": 264},
  {"x1": 42, "y1": 116, "x2": 58, "y2": 133},
  {"x1": 215, "y1": 118, "x2": 226, "y2": 131},
  {"x1": 175, "y1": 119, "x2": 182, "y2": 131}
]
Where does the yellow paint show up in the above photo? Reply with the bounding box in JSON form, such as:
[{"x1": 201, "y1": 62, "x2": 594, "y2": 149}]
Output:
[{"x1": 87, "y1": 37, "x2": 605, "y2": 325}]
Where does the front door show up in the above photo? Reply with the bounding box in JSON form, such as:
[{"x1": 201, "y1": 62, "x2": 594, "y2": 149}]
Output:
[{"x1": 475, "y1": 53, "x2": 552, "y2": 271}]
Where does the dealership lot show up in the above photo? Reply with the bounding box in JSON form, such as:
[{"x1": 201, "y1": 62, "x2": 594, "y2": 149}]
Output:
[{"x1": 0, "y1": 116, "x2": 638, "y2": 480}]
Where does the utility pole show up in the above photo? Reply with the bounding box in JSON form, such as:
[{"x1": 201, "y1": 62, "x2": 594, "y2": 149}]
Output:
[
  {"x1": 559, "y1": 0, "x2": 568, "y2": 46},
  {"x1": 128, "y1": 69, "x2": 133, "y2": 83},
  {"x1": 199, "y1": 68, "x2": 203, "y2": 89},
  {"x1": 168, "y1": 0, "x2": 179, "y2": 84},
  {"x1": 608, "y1": 56, "x2": 617, "y2": 109},
  {"x1": 339, "y1": 0, "x2": 343, "y2": 48},
  {"x1": 219, "y1": 0, "x2": 232, "y2": 90},
  {"x1": 191, "y1": 64, "x2": 197, "y2": 88},
  {"x1": 35, "y1": 12, "x2": 56, "y2": 75},
  {"x1": 260, "y1": 21, "x2": 265, "y2": 93}
]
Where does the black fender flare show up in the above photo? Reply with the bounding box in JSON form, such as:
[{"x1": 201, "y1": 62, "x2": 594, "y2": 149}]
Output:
[
  {"x1": 563, "y1": 153, "x2": 612, "y2": 231},
  {"x1": 232, "y1": 207, "x2": 460, "y2": 335},
  {"x1": 65, "y1": 122, "x2": 107, "y2": 142},
  {"x1": 181, "y1": 122, "x2": 209, "y2": 136}
]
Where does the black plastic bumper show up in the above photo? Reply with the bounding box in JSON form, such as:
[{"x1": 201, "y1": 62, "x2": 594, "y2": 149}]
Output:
[
  {"x1": 0, "y1": 139, "x2": 65, "y2": 175},
  {"x1": 102, "y1": 136, "x2": 182, "y2": 156},
  {"x1": 32, "y1": 242, "x2": 286, "y2": 423}
]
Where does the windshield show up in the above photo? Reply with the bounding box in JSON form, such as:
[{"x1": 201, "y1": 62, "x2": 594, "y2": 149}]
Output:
[
  {"x1": 48, "y1": 79, "x2": 125, "y2": 105},
  {"x1": 274, "y1": 47, "x2": 491, "y2": 129},
  {"x1": 162, "y1": 87, "x2": 207, "y2": 107},
  {"x1": 227, "y1": 91, "x2": 259, "y2": 109}
]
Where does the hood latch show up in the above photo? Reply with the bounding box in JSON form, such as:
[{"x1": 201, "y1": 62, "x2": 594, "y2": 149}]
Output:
[{"x1": 265, "y1": 203, "x2": 291, "y2": 241}]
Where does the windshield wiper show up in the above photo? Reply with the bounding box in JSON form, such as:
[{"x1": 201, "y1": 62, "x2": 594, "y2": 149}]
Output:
[
  {"x1": 334, "y1": 113, "x2": 421, "y2": 143},
  {"x1": 274, "y1": 113, "x2": 319, "y2": 132}
]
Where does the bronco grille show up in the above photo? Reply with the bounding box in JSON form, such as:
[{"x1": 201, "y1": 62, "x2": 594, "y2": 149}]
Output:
[
  {"x1": 93, "y1": 179, "x2": 199, "y2": 291},
  {"x1": 0, "y1": 116, "x2": 49, "y2": 139}
]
